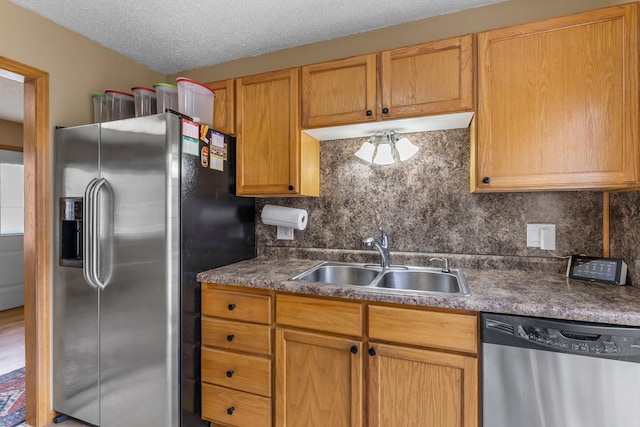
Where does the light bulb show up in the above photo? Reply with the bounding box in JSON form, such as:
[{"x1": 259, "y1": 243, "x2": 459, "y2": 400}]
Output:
[
  {"x1": 354, "y1": 140, "x2": 375, "y2": 163},
  {"x1": 395, "y1": 136, "x2": 419, "y2": 161}
]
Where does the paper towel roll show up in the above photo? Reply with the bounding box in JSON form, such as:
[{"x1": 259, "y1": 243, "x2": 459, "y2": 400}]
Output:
[{"x1": 261, "y1": 205, "x2": 308, "y2": 230}]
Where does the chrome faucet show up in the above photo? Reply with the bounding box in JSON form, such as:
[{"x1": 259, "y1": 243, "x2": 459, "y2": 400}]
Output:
[
  {"x1": 363, "y1": 228, "x2": 391, "y2": 268},
  {"x1": 429, "y1": 257, "x2": 450, "y2": 273}
]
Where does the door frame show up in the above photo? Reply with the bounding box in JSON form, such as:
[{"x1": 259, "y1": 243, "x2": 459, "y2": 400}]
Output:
[{"x1": 0, "y1": 55, "x2": 52, "y2": 427}]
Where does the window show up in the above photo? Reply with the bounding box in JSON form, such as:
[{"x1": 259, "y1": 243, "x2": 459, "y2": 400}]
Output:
[{"x1": 0, "y1": 151, "x2": 24, "y2": 234}]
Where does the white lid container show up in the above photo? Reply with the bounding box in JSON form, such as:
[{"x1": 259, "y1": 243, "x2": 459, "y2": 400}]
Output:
[
  {"x1": 132, "y1": 86, "x2": 157, "y2": 117},
  {"x1": 176, "y1": 77, "x2": 215, "y2": 126},
  {"x1": 91, "y1": 92, "x2": 108, "y2": 123},
  {"x1": 105, "y1": 89, "x2": 135, "y2": 121},
  {"x1": 153, "y1": 83, "x2": 179, "y2": 114}
]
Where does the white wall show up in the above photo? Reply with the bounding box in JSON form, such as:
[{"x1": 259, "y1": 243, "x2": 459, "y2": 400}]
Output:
[{"x1": 0, "y1": 234, "x2": 24, "y2": 310}]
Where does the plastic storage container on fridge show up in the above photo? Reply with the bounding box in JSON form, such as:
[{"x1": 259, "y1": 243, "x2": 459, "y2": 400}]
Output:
[
  {"x1": 105, "y1": 90, "x2": 135, "y2": 121},
  {"x1": 176, "y1": 77, "x2": 215, "y2": 126},
  {"x1": 153, "y1": 83, "x2": 179, "y2": 114},
  {"x1": 92, "y1": 93, "x2": 108, "y2": 123},
  {"x1": 132, "y1": 86, "x2": 157, "y2": 117}
]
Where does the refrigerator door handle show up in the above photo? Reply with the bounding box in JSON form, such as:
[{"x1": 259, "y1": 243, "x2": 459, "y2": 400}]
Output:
[
  {"x1": 92, "y1": 178, "x2": 112, "y2": 290},
  {"x1": 82, "y1": 178, "x2": 99, "y2": 289}
]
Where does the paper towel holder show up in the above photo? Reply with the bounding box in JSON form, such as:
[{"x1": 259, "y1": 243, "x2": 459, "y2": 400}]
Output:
[{"x1": 261, "y1": 204, "x2": 308, "y2": 240}]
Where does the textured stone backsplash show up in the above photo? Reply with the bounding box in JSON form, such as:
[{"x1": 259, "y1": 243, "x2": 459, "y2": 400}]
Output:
[
  {"x1": 256, "y1": 129, "x2": 603, "y2": 272},
  {"x1": 610, "y1": 192, "x2": 640, "y2": 285}
]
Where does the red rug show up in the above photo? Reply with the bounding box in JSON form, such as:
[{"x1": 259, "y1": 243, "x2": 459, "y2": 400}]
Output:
[{"x1": 0, "y1": 368, "x2": 25, "y2": 427}]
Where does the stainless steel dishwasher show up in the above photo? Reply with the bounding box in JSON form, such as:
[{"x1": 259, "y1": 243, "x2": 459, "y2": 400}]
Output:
[{"x1": 482, "y1": 312, "x2": 640, "y2": 427}]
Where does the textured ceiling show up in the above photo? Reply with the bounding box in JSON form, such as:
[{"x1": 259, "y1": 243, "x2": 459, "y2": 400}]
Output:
[
  {"x1": 0, "y1": 76, "x2": 23, "y2": 124},
  {"x1": 8, "y1": 0, "x2": 505, "y2": 75},
  {"x1": 2, "y1": 0, "x2": 506, "y2": 123}
]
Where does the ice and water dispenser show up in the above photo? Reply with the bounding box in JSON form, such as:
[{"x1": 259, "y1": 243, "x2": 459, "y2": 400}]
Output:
[{"x1": 59, "y1": 197, "x2": 83, "y2": 267}]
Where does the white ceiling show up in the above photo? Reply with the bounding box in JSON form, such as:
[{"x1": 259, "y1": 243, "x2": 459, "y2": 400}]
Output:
[
  {"x1": 1, "y1": 0, "x2": 506, "y2": 123},
  {"x1": 0, "y1": 76, "x2": 23, "y2": 124}
]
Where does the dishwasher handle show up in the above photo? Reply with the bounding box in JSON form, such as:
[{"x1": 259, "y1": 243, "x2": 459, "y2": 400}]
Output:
[{"x1": 559, "y1": 330, "x2": 600, "y2": 341}]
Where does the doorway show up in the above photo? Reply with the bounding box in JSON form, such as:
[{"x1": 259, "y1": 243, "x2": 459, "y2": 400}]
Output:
[{"x1": 0, "y1": 56, "x2": 51, "y2": 427}]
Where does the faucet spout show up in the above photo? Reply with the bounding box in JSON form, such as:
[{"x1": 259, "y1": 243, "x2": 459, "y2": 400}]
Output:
[{"x1": 362, "y1": 228, "x2": 391, "y2": 268}]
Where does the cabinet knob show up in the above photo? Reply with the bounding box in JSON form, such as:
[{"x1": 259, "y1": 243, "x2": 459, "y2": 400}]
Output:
[
  {"x1": 366, "y1": 110, "x2": 373, "y2": 116},
  {"x1": 382, "y1": 107, "x2": 389, "y2": 114},
  {"x1": 288, "y1": 185, "x2": 295, "y2": 191},
  {"x1": 227, "y1": 407, "x2": 235, "y2": 415},
  {"x1": 227, "y1": 334, "x2": 235, "y2": 342},
  {"x1": 368, "y1": 348, "x2": 376, "y2": 356},
  {"x1": 350, "y1": 345, "x2": 358, "y2": 354},
  {"x1": 482, "y1": 177, "x2": 491, "y2": 184},
  {"x1": 226, "y1": 370, "x2": 235, "y2": 378},
  {"x1": 228, "y1": 303, "x2": 236, "y2": 311}
]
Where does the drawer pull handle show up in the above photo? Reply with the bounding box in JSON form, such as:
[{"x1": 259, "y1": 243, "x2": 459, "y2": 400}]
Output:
[
  {"x1": 227, "y1": 334, "x2": 235, "y2": 342},
  {"x1": 227, "y1": 406, "x2": 235, "y2": 415},
  {"x1": 382, "y1": 107, "x2": 389, "y2": 114},
  {"x1": 368, "y1": 348, "x2": 376, "y2": 356},
  {"x1": 366, "y1": 110, "x2": 372, "y2": 116},
  {"x1": 228, "y1": 303, "x2": 236, "y2": 311},
  {"x1": 350, "y1": 345, "x2": 358, "y2": 354},
  {"x1": 482, "y1": 177, "x2": 491, "y2": 184},
  {"x1": 226, "y1": 370, "x2": 235, "y2": 378}
]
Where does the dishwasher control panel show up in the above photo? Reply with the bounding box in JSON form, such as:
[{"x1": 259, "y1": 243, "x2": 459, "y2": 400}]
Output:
[
  {"x1": 518, "y1": 324, "x2": 624, "y2": 355},
  {"x1": 483, "y1": 313, "x2": 640, "y2": 362}
]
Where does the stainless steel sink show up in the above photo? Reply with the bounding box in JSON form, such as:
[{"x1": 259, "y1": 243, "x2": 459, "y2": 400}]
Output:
[
  {"x1": 376, "y1": 270, "x2": 464, "y2": 293},
  {"x1": 292, "y1": 262, "x2": 471, "y2": 296},
  {"x1": 292, "y1": 263, "x2": 380, "y2": 286}
]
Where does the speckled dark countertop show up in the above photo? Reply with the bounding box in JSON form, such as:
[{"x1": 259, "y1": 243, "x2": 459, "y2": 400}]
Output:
[{"x1": 197, "y1": 257, "x2": 640, "y2": 327}]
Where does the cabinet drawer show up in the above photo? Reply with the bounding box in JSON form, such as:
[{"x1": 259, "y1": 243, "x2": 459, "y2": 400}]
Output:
[
  {"x1": 202, "y1": 317, "x2": 272, "y2": 356},
  {"x1": 368, "y1": 305, "x2": 478, "y2": 354},
  {"x1": 202, "y1": 347, "x2": 271, "y2": 397},
  {"x1": 276, "y1": 294, "x2": 363, "y2": 336},
  {"x1": 202, "y1": 383, "x2": 271, "y2": 427},
  {"x1": 202, "y1": 288, "x2": 272, "y2": 324}
]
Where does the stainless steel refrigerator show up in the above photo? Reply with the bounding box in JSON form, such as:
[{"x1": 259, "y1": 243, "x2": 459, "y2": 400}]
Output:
[{"x1": 53, "y1": 112, "x2": 255, "y2": 427}]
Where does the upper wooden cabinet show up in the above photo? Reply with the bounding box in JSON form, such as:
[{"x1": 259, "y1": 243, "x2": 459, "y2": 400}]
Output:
[
  {"x1": 302, "y1": 54, "x2": 378, "y2": 128},
  {"x1": 380, "y1": 34, "x2": 474, "y2": 120},
  {"x1": 474, "y1": 3, "x2": 640, "y2": 192},
  {"x1": 301, "y1": 35, "x2": 474, "y2": 128},
  {"x1": 236, "y1": 68, "x2": 320, "y2": 197},
  {"x1": 205, "y1": 78, "x2": 235, "y2": 135}
]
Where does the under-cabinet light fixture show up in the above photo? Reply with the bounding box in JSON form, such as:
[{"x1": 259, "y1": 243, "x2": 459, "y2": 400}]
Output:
[{"x1": 354, "y1": 131, "x2": 419, "y2": 165}]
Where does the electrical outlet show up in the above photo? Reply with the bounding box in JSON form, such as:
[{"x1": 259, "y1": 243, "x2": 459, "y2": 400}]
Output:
[{"x1": 527, "y1": 224, "x2": 556, "y2": 249}]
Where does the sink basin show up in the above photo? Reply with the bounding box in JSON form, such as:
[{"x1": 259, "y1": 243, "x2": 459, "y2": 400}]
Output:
[
  {"x1": 292, "y1": 262, "x2": 471, "y2": 296},
  {"x1": 292, "y1": 263, "x2": 380, "y2": 286},
  {"x1": 376, "y1": 270, "x2": 463, "y2": 293}
]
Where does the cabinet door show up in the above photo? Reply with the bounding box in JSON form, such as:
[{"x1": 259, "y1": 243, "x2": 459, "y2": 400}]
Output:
[
  {"x1": 236, "y1": 68, "x2": 319, "y2": 196},
  {"x1": 205, "y1": 79, "x2": 235, "y2": 135},
  {"x1": 275, "y1": 329, "x2": 363, "y2": 427},
  {"x1": 380, "y1": 35, "x2": 473, "y2": 119},
  {"x1": 368, "y1": 343, "x2": 478, "y2": 427},
  {"x1": 475, "y1": 4, "x2": 639, "y2": 191},
  {"x1": 302, "y1": 54, "x2": 377, "y2": 127}
]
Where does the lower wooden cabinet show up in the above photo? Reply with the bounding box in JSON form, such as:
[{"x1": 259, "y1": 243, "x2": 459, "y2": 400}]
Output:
[
  {"x1": 367, "y1": 343, "x2": 478, "y2": 427},
  {"x1": 201, "y1": 283, "x2": 479, "y2": 427},
  {"x1": 202, "y1": 383, "x2": 271, "y2": 427},
  {"x1": 201, "y1": 284, "x2": 274, "y2": 427},
  {"x1": 275, "y1": 329, "x2": 363, "y2": 427}
]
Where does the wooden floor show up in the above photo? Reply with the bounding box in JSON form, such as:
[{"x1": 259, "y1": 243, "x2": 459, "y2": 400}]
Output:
[
  {"x1": 0, "y1": 306, "x2": 25, "y2": 376},
  {"x1": 1, "y1": 307, "x2": 89, "y2": 427}
]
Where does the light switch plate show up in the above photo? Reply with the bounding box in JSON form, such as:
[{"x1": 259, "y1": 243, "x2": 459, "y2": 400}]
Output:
[{"x1": 527, "y1": 223, "x2": 556, "y2": 248}]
